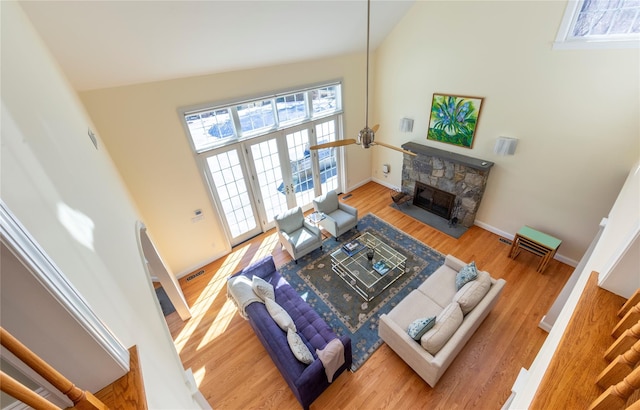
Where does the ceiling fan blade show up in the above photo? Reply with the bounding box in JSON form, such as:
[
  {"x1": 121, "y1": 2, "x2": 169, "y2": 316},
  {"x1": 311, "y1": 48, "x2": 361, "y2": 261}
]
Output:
[
  {"x1": 374, "y1": 141, "x2": 417, "y2": 156},
  {"x1": 371, "y1": 124, "x2": 380, "y2": 133},
  {"x1": 309, "y1": 139, "x2": 356, "y2": 150}
]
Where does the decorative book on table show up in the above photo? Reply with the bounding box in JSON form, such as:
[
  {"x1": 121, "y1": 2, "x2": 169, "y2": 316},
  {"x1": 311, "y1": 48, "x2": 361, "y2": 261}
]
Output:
[
  {"x1": 342, "y1": 240, "x2": 362, "y2": 256},
  {"x1": 373, "y1": 260, "x2": 390, "y2": 275}
]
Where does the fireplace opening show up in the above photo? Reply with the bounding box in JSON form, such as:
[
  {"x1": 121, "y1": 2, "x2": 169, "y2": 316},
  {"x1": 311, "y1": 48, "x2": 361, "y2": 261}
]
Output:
[{"x1": 413, "y1": 182, "x2": 456, "y2": 220}]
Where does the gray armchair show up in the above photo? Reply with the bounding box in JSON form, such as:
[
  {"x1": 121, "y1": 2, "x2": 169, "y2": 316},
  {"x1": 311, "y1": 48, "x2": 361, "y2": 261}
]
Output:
[
  {"x1": 312, "y1": 190, "x2": 358, "y2": 240},
  {"x1": 274, "y1": 207, "x2": 323, "y2": 263}
]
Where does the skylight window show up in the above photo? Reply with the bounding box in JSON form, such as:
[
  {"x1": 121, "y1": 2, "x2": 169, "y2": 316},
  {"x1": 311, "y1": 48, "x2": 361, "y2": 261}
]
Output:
[{"x1": 555, "y1": 0, "x2": 640, "y2": 49}]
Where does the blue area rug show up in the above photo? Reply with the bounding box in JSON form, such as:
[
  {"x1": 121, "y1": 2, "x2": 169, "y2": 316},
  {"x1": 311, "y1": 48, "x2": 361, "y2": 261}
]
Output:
[{"x1": 278, "y1": 213, "x2": 444, "y2": 371}]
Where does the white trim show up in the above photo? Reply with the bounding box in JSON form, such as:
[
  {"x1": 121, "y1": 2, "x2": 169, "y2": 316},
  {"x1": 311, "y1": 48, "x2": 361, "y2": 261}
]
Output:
[
  {"x1": 553, "y1": 38, "x2": 640, "y2": 50},
  {"x1": 553, "y1": 0, "x2": 640, "y2": 50},
  {"x1": 0, "y1": 200, "x2": 129, "y2": 372},
  {"x1": 184, "y1": 368, "x2": 213, "y2": 410},
  {"x1": 370, "y1": 176, "x2": 400, "y2": 191}
]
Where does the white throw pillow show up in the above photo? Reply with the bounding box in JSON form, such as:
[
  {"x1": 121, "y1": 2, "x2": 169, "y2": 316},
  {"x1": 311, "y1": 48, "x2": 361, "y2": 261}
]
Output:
[
  {"x1": 453, "y1": 270, "x2": 492, "y2": 315},
  {"x1": 252, "y1": 275, "x2": 275, "y2": 301},
  {"x1": 287, "y1": 328, "x2": 314, "y2": 365},
  {"x1": 265, "y1": 298, "x2": 296, "y2": 332},
  {"x1": 421, "y1": 302, "x2": 463, "y2": 355}
]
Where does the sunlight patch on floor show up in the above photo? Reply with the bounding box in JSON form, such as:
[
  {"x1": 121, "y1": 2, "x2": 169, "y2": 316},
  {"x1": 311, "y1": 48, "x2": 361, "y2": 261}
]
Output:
[
  {"x1": 249, "y1": 232, "x2": 278, "y2": 265},
  {"x1": 173, "y1": 246, "x2": 248, "y2": 353},
  {"x1": 196, "y1": 298, "x2": 236, "y2": 351}
]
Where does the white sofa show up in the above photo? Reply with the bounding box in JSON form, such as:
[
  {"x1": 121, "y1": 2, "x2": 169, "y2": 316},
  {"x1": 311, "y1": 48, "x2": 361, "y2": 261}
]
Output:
[{"x1": 378, "y1": 254, "x2": 506, "y2": 387}]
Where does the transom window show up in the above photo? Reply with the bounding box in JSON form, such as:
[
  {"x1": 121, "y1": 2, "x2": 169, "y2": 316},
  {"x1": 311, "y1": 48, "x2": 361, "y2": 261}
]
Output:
[
  {"x1": 555, "y1": 0, "x2": 640, "y2": 49},
  {"x1": 183, "y1": 83, "x2": 342, "y2": 153}
]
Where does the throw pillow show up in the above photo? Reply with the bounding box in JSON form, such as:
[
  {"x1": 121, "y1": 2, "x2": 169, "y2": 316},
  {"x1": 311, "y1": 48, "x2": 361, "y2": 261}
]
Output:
[
  {"x1": 453, "y1": 270, "x2": 492, "y2": 315},
  {"x1": 287, "y1": 328, "x2": 314, "y2": 365},
  {"x1": 407, "y1": 317, "x2": 436, "y2": 341},
  {"x1": 265, "y1": 298, "x2": 296, "y2": 332},
  {"x1": 420, "y1": 302, "x2": 464, "y2": 355},
  {"x1": 455, "y1": 261, "x2": 478, "y2": 290},
  {"x1": 316, "y1": 338, "x2": 345, "y2": 382},
  {"x1": 252, "y1": 275, "x2": 275, "y2": 301}
]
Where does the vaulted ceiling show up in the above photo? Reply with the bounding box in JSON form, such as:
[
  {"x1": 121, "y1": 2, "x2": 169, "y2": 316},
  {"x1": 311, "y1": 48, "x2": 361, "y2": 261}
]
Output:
[{"x1": 19, "y1": 1, "x2": 415, "y2": 91}]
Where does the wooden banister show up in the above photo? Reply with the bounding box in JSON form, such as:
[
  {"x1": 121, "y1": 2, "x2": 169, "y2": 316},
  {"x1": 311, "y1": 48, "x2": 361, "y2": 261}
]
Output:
[
  {"x1": 605, "y1": 321, "x2": 640, "y2": 361},
  {"x1": 0, "y1": 327, "x2": 108, "y2": 410},
  {"x1": 0, "y1": 371, "x2": 61, "y2": 410},
  {"x1": 613, "y1": 302, "x2": 640, "y2": 338},
  {"x1": 597, "y1": 339, "x2": 640, "y2": 388},
  {"x1": 589, "y1": 366, "x2": 640, "y2": 410},
  {"x1": 619, "y1": 290, "x2": 640, "y2": 318}
]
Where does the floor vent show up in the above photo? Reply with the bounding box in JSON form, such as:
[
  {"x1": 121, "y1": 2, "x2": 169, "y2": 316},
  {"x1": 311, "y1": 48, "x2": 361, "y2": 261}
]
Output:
[
  {"x1": 186, "y1": 270, "x2": 205, "y2": 282},
  {"x1": 342, "y1": 194, "x2": 353, "y2": 200},
  {"x1": 499, "y1": 238, "x2": 512, "y2": 245}
]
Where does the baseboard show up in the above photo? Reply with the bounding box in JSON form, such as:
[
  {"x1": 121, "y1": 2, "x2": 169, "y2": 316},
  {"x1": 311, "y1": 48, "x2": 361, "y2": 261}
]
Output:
[
  {"x1": 538, "y1": 315, "x2": 553, "y2": 332},
  {"x1": 346, "y1": 177, "x2": 373, "y2": 193},
  {"x1": 370, "y1": 177, "x2": 399, "y2": 190},
  {"x1": 175, "y1": 249, "x2": 228, "y2": 279},
  {"x1": 474, "y1": 219, "x2": 578, "y2": 268}
]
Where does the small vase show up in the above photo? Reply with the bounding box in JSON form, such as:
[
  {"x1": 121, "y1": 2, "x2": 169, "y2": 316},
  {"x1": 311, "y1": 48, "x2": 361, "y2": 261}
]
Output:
[{"x1": 366, "y1": 247, "x2": 374, "y2": 261}]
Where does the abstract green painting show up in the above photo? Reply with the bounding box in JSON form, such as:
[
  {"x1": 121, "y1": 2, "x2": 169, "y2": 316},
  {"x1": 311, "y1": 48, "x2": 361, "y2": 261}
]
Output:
[{"x1": 427, "y1": 94, "x2": 484, "y2": 149}]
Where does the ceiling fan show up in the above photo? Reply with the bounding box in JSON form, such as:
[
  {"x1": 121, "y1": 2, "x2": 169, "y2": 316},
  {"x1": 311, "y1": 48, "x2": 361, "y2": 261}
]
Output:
[{"x1": 309, "y1": 0, "x2": 416, "y2": 157}]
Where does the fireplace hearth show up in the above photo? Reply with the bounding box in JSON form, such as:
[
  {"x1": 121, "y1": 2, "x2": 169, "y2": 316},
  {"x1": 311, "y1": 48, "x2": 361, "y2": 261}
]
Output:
[{"x1": 413, "y1": 182, "x2": 455, "y2": 220}]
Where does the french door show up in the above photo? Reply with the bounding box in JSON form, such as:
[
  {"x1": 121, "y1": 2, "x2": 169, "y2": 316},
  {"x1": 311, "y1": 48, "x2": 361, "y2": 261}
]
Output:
[{"x1": 203, "y1": 117, "x2": 341, "y2": 246}]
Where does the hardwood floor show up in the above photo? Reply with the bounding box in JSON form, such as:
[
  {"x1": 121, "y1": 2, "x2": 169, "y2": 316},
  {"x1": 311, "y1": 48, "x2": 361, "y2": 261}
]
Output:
[{"x1": 166, "y1": 181, "x2": 574, "y2": 409}]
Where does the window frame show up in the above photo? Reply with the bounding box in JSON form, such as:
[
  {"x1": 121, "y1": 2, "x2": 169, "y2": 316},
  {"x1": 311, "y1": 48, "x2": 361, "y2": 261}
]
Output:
[
  {"x1": 554, "y1": 0, "x2": 640, "y2": 50},
  {"x1": 179, "y1": 81, "x2": 343, "y2": 154}
]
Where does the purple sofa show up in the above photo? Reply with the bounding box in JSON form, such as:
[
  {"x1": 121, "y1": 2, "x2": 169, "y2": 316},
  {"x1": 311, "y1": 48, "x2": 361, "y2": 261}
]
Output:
[{"x1": 230, "y1": 256, "x2": 352, "y2": 409}]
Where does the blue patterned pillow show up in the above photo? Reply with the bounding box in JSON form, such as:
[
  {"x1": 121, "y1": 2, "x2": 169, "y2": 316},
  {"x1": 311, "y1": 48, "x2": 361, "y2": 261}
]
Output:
[
  {"x1": 456, "y1": 261, "x2": 478, "y2": 290},
  {"x1": 407, "y1": 317, "x2": 436, "y2": 341}
]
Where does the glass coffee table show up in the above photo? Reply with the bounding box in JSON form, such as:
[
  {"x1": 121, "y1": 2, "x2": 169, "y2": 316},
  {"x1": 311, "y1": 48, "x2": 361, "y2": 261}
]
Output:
[{"x1": 330, "y1": 231, "x2": 407, "y2": 301}]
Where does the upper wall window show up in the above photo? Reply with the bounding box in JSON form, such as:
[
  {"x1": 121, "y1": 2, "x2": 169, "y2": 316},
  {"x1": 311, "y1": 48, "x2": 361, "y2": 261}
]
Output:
[
  {"x1": 182, "y1": 83, "x2": 342, "y2": 153},
  {"x1": 555, "y1": 0, "x2": 640, "y2": 49}
]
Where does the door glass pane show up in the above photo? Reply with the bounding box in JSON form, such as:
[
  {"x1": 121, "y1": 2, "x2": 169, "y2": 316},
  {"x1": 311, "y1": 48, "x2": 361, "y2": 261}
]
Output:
[
  {"x1": 206, "y1": 150, "x2": 257, "y2": 238},
  {"x1": 286, "y1": 129, "x2": 315, "y2": 207},
  {"x1": 251, "y1": 139, "x2": 288, "y2": 224},
  {"x1": 315, "y1": 120, "x2": 338, "y2": 194}
]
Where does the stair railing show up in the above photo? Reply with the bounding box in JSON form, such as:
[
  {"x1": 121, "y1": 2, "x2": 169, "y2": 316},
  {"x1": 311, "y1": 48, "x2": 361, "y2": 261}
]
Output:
[{"x1": 0, "y1": 326, "x2": 108, "y2": 410}]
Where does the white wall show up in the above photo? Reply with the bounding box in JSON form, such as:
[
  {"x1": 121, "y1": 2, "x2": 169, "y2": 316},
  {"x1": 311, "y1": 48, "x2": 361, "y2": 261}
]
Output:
[
  {"x1": 80, "y1": 55, "x2": 372, "y2": 275},
  {"x1": 509, "y1": 159, "x2": 640, "y2": 409},
  {"x1": 1, "y1": 2, "x2": 198, "y2": 408},
  {"x1": 372, "y1": 1, "x2": 639, "y2": 262}
]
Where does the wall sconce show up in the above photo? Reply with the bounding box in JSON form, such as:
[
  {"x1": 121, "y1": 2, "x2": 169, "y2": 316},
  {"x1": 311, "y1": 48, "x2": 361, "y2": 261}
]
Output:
[
  {"x1": 494, "y1": 136, "x2": 518, "y2": 155},
  {"x1": 400, "y1": 118, "x2": 414, "y2": 133}
]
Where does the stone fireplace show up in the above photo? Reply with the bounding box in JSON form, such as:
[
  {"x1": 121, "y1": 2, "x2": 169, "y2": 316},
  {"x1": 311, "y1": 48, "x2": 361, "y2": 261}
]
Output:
[{"x1": 400, "y1": 142, "x2": 494, "y2": 228}]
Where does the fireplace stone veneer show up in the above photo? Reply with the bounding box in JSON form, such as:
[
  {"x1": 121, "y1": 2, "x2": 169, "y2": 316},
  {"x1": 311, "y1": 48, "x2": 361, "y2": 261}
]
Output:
[{"x1": 401, "y1": 142, "x2": 494, "y2": 228}]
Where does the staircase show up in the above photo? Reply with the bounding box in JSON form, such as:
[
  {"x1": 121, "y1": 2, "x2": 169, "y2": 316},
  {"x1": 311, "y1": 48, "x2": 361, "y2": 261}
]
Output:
[
  {"x1": 0, "y1": 327, "x2": 147, "y2": 409},
  {"x1": 590, "y1": 289, "x2": 640, "y2": 409},
  {"x1": 530, "y1": 276, "x2": 639, "y2": 409}
]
